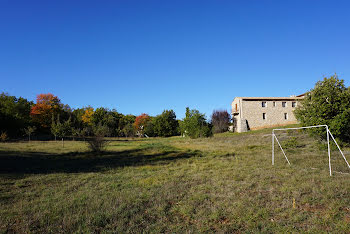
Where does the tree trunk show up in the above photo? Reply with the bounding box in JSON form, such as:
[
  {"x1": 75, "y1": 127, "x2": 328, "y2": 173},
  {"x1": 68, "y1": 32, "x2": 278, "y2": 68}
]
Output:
[{"x1": 62, "y1": 138, "x2": 64, "y2": 148}]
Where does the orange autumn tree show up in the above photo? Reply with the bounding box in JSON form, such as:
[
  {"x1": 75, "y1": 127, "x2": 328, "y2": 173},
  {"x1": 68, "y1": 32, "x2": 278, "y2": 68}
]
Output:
[
  {"x1": 30, "y1": 93, "x2": 62, "y2": 128},
  {"x1": 81, "y1": 107, "x2": 94, "y2": 125},
  {"x1": 134, "y1": 113, "x2": 150, "y2": 137}
]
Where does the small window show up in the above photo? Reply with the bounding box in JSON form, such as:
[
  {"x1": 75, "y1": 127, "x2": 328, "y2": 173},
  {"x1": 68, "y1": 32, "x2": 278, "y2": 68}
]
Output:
[
  {"x1": 292, "y1": 102, "x2": 296, "y2": 107},
  {"x1": 282, "y1": 102, "x2": 287, "y2": 107},
  {"x1": 262, "y1": 101, "x2": 266, "y2": 107},
  {"x1": 284, "y1": 113, "x2": 288, "y2": 120},
  {"x1": 235, "y1": 104, "x2": 238, "y2": 111},
  {"x1": 263, "y1": 113, "x2": 266, "y2": 120},
  {"x1": 273, "y1": 101, "x2": 276, "y2": 107}
]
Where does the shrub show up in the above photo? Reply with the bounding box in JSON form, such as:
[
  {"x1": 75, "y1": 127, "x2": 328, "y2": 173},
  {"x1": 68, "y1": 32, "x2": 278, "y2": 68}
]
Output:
[
  {"x1": 86, "y1": 123, "x2": 110, "y2": 152},
  {"x1": 87, "y1": 136, "x2": 109, "y2": 152}
]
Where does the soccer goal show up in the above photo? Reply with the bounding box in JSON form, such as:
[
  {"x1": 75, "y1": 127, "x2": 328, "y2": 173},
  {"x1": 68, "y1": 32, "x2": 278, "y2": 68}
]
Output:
[{"x1": 272, "y1": 125, "x2": 350, "y2": 176}]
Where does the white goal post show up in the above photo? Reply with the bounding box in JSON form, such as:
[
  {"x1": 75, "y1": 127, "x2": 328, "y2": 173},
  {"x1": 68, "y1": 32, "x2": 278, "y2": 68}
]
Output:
[{"x1": 272, "y1": 125, "x2": 350, "y2": 176}]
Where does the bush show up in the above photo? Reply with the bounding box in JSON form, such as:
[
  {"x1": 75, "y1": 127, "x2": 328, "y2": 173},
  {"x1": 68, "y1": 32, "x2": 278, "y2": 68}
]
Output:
[
  {"x1": 87, "y1": 136, "x2": 109, "y2": 152},
  {"x1": 86, "y1": 123, "x2": 110, "y2": 152}
]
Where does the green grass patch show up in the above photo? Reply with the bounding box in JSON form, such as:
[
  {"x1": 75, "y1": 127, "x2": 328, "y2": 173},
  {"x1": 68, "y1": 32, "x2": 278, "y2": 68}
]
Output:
[{"x1": 1, "y1": 129, "x2": 350, "y2": 232}]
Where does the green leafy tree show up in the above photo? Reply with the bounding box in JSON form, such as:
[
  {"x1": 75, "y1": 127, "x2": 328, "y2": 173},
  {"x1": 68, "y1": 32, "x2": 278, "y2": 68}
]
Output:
[
  {"x1": 24, "y1": 126, "x2": 36, "y2": 142},
  {"x1": 72, "y1": 107, "x2": 92, "y2": 130},
  {"x1": 181, "y1": 107, "x2": 213, "y2": 139},
  {"x1": 92, "y1": 123, "x2": 110, "y2": 137},
  {"x1": 153, "y1": 110, "x2": 179, "y2": 137},
  {"x1": 144, "y1": 117, "x2": 155, "y2": 137},
  {"x1": 122, "y1": 123, "x2": 135, "y2": 138},
  {"x1": 51, "y1": 115, "x2": 60, "y2": 141},
  {"x1": 71, "y1": 127, "x2": 81, "y2": 141},
  {"x1": 51, "y1": 115, "x2": 72, "y2": 146},
  {"x1": 81, "y1": 127, "x2": 92, "y2": 140},
  {"x1": 91, "y1": 107, "x2": 107, "y2": 126},
  {"x1": 118, "y1": 114, "x2": 136, "y2": 136},
  {"x1": 0, "y1": 92, "x2": 33, "y2": 137},
  {"x1": 294, "y1": 74, "x2": 350, "y2": 142},
  {"x1": 91, "y1": 108, "x2": 122, "y2": 136}
]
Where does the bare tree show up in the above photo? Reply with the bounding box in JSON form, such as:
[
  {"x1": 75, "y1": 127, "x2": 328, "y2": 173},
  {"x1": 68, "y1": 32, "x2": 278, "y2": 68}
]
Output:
[{"x1": 211, "y1": 109, "x2": 231, "y2": 133}]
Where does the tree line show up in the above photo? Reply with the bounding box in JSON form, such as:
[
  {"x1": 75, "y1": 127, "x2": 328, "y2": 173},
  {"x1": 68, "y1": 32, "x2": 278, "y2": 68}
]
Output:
[{"x1": 0, "y1": 92, "x2": 232, "y2": 141}]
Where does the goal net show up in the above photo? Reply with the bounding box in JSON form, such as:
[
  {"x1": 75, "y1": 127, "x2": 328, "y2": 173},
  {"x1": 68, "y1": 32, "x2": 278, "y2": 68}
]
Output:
[{"x1": 272, "y1": 125, "x2": 350, "y2": 176}]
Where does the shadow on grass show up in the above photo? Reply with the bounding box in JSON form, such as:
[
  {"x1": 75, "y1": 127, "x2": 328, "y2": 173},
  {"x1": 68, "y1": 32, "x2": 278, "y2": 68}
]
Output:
[{"x1": 0, "y1": 148, "x2": 202, "y2": 175}]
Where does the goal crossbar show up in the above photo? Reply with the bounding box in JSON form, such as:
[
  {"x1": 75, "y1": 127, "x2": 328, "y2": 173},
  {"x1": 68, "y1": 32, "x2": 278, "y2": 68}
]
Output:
[{"x1": 272, "y1": 125, "x2": 350, "y2": 176}]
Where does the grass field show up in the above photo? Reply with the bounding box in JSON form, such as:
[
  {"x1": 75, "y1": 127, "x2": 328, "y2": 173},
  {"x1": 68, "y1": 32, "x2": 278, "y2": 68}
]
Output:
[{"x1": 1, "y1": 126, "x2": 350, "y2": 232}]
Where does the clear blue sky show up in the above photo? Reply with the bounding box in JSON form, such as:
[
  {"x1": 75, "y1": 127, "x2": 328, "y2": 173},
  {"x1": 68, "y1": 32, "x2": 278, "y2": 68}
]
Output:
[{"x1": 1, "y1": 0, "x2": 349, "y2": 119}]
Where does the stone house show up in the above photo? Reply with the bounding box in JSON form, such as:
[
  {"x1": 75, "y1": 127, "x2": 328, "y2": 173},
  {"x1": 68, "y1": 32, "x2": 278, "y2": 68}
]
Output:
[{"x1": 231, "y1": 95, "x2": 304, "y2": 132}]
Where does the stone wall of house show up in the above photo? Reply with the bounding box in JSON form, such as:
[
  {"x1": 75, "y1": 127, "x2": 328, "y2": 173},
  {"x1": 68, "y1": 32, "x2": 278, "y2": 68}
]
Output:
[
  {"x1": 231, "y1": 98, "x2": 242, "y2": 131},
  {"x1": 241, "y1": 99, "x2": 298, "y2": 130}
]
